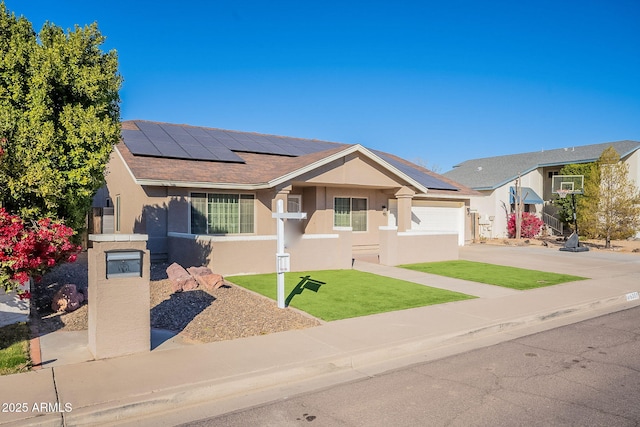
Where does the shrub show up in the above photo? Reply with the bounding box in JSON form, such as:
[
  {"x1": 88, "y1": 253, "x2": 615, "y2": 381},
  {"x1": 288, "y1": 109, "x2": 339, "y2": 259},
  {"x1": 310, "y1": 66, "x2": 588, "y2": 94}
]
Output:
[
  {"x1": 507, "y1": 212, "x2": 544, "y2": 239},
  {"x1": 0, "y1": 208, "x2": 81, "y2": 295}
]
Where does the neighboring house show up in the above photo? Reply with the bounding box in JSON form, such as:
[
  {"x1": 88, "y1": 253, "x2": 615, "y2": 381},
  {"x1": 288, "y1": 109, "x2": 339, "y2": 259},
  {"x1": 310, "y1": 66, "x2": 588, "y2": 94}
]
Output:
[
  {"x1": 93, "y1": 120, "x2": 479, "y2": 275},
  {"x1": 443, "y1": 140, "x2": 640, "y2": 239}
]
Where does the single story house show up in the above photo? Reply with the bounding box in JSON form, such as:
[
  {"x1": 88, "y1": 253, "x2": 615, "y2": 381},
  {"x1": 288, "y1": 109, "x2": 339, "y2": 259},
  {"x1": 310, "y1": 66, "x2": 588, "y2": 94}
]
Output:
[
  {"x1": 443, "y1": 140, "x2": 640, "y2": 239},
  {"x1": 93, "y1": 120, "x2": 479, "y2": 275}
]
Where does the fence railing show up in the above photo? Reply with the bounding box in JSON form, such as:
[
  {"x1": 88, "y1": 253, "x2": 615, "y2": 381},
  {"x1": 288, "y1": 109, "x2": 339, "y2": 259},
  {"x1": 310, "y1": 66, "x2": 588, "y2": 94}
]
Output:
[{"x1": 543, "y1": 212, "x2": 563, "y2": 236}]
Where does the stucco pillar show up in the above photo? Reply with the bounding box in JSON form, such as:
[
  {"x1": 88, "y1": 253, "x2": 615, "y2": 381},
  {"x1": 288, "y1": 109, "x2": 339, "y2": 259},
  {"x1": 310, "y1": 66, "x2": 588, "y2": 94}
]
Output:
[
  {"x1": 270, "y1": 186, "x2": 292, "y2": 234},
  {"x1": 88, "y1": 234, "x2": 150, "y2": 359},
  {"x1": 395, "y1": 186, "x2": 415, "y2": 232},
  {"x1": 272, "y1": 186, "x2": 292, "y2": 211}
]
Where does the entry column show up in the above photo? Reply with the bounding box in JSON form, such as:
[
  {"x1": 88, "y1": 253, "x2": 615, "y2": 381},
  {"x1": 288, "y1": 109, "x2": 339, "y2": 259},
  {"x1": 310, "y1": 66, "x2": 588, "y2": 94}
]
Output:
[{"x1": 395, "y1": 186, "x2": 415, "y2": 232}]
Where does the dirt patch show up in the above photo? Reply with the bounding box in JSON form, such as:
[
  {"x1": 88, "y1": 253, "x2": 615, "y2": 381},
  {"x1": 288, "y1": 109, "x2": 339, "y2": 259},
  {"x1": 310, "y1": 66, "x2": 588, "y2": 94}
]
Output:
[{"x1": 32, "y1": 254, "x2": 320, "y2": 343}]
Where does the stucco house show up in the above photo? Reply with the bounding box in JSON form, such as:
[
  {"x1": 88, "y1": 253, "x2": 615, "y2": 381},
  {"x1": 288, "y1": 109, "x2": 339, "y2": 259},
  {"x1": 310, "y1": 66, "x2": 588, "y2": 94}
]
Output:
[
  {"x1": 93, "y1": 120, "x2": 478, "y2": 275},
  {"x1": 443, "y1": 140, "x2": 640, "y2": 239}
]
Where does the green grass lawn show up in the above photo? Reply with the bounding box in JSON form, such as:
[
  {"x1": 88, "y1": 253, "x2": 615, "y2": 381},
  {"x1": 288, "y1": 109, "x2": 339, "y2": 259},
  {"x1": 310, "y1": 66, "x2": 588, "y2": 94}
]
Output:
[
  {"x1": 399, "y1": 260, "x2": 588, "y2": 290},
  {"x1": 0, "y1": 322, "x2": 31, "y2": 375},
  {"x1": 227, "y1": 270, "x2": 475, "y2": 321}
]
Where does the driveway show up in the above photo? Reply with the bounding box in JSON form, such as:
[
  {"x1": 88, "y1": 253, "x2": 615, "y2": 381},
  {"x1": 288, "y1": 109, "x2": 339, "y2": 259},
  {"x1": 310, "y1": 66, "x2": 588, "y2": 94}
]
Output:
[{"x1": 460, "y1": 244, "x2": 640, "y2": 280}]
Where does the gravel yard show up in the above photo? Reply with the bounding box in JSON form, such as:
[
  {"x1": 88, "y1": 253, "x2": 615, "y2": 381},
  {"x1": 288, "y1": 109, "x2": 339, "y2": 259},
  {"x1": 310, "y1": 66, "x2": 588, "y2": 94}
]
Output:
[{"x1": 33, "y1": 252, "x2": 320, "y2": 342}]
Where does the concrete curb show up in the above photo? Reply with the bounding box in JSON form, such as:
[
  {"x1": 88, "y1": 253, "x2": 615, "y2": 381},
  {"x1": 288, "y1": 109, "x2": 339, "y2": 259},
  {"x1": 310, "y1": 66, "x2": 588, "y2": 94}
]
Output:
[{"x1": 61, "y1": 293, "x2": 639, "y2": 426}]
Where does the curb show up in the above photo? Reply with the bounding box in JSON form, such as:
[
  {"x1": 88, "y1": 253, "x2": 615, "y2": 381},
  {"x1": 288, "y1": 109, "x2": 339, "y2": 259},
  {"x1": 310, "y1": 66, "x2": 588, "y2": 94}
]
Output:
[{"x1": 62, "y1": 293, "x2": 639, "y2": 426}]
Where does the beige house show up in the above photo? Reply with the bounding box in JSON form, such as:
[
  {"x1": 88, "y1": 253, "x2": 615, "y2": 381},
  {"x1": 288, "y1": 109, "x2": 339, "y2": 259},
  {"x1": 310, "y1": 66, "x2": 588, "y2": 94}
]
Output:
[
  {"x1": 444, "y1": 140, "x2": 640, "y2": 239},
  {"x1": 94, "y1": 120, "x2": 478, "y2": 275}
]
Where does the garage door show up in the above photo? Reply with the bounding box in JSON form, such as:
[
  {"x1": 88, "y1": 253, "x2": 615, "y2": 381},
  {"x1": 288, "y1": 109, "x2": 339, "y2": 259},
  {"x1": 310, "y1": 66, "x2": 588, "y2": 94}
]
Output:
[{"x1": 388, "y1": 200, "x2": 464, "y2": 245}]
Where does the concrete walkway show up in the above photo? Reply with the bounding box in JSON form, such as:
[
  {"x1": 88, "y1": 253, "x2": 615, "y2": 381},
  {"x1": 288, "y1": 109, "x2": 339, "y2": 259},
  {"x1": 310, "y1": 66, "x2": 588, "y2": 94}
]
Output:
[{"x1": 1, "y1": 245, "x2": 639, "y2": 426}]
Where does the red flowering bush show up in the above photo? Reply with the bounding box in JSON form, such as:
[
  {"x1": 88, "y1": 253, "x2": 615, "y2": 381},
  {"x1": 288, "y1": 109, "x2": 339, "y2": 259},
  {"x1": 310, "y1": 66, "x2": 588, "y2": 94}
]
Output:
[
  {"x1": 507, "y1": 212, "x2": 544, "y2": 239},
  {"x1": 0, "y1": 208, "x2": 81, "y2": 295}
]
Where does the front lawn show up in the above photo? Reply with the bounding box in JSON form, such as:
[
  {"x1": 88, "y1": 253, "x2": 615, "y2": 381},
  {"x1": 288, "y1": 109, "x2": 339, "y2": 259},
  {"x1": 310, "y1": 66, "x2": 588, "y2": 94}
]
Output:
[
  {"x1": 399, "y1": 260, "x2": 588, "y2": 290},
  {"x1": 227, "y1": 270, "x2": 475, "y2": 321},
  {"x1": 0, "y1": 322, "x2": 31, "y2": 375}
]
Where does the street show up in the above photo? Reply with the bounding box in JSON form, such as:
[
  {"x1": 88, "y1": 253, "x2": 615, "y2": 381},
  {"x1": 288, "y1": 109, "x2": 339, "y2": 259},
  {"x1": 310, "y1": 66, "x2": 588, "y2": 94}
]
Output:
[{"x1": 186, "y1": 306, "x2": 640, "y2": 426}]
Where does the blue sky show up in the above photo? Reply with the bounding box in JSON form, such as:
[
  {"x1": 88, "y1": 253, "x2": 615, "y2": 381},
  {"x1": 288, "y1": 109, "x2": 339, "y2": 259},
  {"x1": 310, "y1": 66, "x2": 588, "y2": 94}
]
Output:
[{"x1": 6, "y1": 1, "x2": 640, "y2": 171}]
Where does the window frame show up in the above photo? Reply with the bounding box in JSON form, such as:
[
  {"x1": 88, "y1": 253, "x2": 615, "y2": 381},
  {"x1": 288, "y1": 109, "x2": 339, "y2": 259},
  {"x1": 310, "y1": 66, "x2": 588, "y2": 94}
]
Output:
[
  {"x1": 190, "y1": 192, "x2": 256, "y2": 235},
  {"x1": 287, "y1": 194, "x2": 302, "y2": 213},
  {"x1": 333, "y1": 196, "x2": 368, "y2": 232},
  {"x1": 115, "y1": 194, "x2": 121, "y2": 232}
]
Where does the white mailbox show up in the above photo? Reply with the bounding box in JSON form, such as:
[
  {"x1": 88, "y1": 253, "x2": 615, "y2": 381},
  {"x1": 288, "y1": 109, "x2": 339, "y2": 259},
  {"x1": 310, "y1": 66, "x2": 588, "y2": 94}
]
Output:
[{"x1": 276, "y1": 253, "x2": 290, "y2": 273}]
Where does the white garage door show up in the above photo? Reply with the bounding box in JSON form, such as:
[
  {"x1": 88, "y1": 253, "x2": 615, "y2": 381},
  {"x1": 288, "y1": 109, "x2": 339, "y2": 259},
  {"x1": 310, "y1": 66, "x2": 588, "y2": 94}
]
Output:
[{"x1": 388, "y1": 200, "x2": 465, "y2": 246}]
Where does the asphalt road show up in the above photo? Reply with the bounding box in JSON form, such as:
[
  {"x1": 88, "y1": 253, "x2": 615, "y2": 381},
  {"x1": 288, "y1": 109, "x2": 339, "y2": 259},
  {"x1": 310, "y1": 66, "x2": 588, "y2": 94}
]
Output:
[{"x1": 186, "y1": 306, "x2": 640, "y2": 427}]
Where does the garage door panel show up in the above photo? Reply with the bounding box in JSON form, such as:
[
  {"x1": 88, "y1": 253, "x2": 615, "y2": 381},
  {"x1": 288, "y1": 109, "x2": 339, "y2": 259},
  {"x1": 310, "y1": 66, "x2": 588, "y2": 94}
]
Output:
[{"x1": 411, "y1": 206, "x2": 460, "y2": 232}]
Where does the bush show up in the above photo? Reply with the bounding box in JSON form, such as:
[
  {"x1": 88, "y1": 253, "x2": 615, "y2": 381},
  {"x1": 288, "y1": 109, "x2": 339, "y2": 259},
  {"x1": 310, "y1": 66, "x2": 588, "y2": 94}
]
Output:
[
  {"x1": 507, "y1": 212, "x2": 544, "y2": 239},
  {"x1": 0, "y1": 208, "x2": 81, "y2": 295}
]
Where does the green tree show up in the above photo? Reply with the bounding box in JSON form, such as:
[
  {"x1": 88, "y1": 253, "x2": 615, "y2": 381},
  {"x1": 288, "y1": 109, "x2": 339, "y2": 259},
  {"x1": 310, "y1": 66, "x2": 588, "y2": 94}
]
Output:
[
  {"x1": 555, "y1": 162, "x2": 597, "y2": 236},
  {"x1": 0, "y1": 2, "x2": 121, "y2": 231},
  {"x1": 591, "y1": 147, "x2": 640, "y2": 248}
]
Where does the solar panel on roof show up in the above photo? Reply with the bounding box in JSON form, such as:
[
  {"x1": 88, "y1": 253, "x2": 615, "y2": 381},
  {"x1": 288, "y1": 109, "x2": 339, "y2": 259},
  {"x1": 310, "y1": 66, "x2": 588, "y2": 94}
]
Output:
[
  {"x1": 122, "y1": 122, "x2": 245, "y2": 163},
  {"x1": 375, "y1": 151, "x2": 458, "y2": 191},
  {"x1": 179, "y1": 145, "x2": 216, "y2": 159},
  {"x1": 160, "y1": 124, "x2": 201, "y2": 145},
  {"x1": 135, "y1": 121, "x2": 170, "y2": 137},
  {"x1": 123, "y1": 140, "x2": 162, "y2": 157},
  {"x1": 153, "y1": 142, "x2": 190, "y2": 159},
  {"x1": 208, "y1": 148, "x2": 245, "y2": 162},
  {"x1": 125, "y1": 121, "x2": 344, "y2": 162}
]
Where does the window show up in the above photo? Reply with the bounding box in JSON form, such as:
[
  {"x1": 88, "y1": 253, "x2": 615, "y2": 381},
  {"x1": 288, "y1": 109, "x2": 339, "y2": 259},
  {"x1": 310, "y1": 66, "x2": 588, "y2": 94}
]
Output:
[
  {"x1": 288, "y1": 195, "x2": 302, "y2": 213},
  {"x1": 334, "y1": 197, "x2": 367, "y2": 231},
  {"x1": 115, "y1": 195, "x2": 121, "y2": 232},
  {"x1": 191, "y1": 193, "x2": 254, "y2": 234}
]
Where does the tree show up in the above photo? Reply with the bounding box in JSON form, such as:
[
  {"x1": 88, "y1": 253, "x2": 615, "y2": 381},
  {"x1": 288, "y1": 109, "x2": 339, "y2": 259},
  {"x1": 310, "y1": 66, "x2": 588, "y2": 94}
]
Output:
[
  {"x1": 556, "y1": 162, "x2": 598, "y2": 237},
  {"x1": 590, "y1": 147, "x2": 640, "y2": 248},
  {"x1": 0, "y1": 2, "x2": 122, "y2": 232}
]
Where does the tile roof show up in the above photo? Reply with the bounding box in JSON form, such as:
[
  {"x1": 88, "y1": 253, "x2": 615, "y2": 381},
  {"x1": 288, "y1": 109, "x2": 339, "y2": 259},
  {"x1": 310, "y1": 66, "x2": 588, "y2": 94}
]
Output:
[
  {"x1": 444, "y1": 140, "x2": 640, "y2": 190},
  {"x1": 118, "y1": 120, "x2": 475, "y2": 195}
]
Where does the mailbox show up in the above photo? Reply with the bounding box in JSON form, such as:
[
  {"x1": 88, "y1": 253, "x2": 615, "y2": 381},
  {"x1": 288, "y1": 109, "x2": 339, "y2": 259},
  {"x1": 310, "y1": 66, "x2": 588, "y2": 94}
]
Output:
[
  {"x1": 106, "y1": 250, "x2": 143, "y2": 279},
  {"x1": 276, "y1": 253, "x2": 290, "y2": 273}
]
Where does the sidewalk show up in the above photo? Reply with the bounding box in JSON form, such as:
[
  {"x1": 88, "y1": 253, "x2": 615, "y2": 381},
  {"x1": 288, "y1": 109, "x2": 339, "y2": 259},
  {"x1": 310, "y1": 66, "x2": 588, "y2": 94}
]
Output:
[{"x1": 2, "y1": 245, "x2": 639, "y2": 426}]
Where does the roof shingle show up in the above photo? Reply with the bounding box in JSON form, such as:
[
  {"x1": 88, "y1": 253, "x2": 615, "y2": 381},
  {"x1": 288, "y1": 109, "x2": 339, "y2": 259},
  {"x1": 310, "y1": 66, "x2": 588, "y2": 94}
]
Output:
[{"x1": 444, "y1": 140, "x2": 640, "y2": 190}]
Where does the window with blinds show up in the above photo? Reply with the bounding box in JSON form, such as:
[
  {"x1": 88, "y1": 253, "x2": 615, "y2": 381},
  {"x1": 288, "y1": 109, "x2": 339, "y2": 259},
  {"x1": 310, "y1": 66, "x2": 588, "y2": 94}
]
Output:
[
  {"x1": 190, "y1": 193, "x2": 255, "y2": 234},
  {"x1": 334, "y1": 197, "x2": 367, "y2": 231}
]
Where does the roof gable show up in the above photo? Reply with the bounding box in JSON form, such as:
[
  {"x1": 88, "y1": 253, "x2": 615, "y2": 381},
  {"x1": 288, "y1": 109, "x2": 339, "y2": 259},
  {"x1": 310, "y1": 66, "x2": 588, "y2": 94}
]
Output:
[
  {"x1": 118, "y1": 120, "x2": 468, "y2": 195},
  {"x1": 444, "y1": 140, "x2": 640, "y2": 190}
]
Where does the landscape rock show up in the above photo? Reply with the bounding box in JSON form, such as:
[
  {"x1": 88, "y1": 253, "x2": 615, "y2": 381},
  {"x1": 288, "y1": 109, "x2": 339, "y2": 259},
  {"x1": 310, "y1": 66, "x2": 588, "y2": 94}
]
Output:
[
  {"x1": 166, "y1": 263, "x2": 197, "y2": 293},
  {"x1": 198, "y1": 273, "x2": 225, "y2": 291},
  {"x1": 187, "y1": 266, "x2": 224, "y2": 291},
  {"x1": 51, "y1": 284, "x2": 85, "y2": 313},
  {"x1": 186, "y1": 266, "x2": 213, "y2": 277}
]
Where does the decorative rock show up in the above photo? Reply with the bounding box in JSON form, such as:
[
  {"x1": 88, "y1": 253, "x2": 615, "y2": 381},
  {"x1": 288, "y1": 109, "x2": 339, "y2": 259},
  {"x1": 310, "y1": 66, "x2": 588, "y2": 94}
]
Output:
[
  {"x1": 197, "y1": 273, "x2": 225, "y2": 292},
  {"x1": 187, "y1": 266, "x2": 224, "y2": 291},
  {"x1": 166, "y1": 263, "x2": 197, "y2": 293},
  {"x1": 186, "y1": 266, "x2": 213, "y2": 277},
  {"x1": 51, "y1": 284, "x2": 85, "y2": 313}
]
